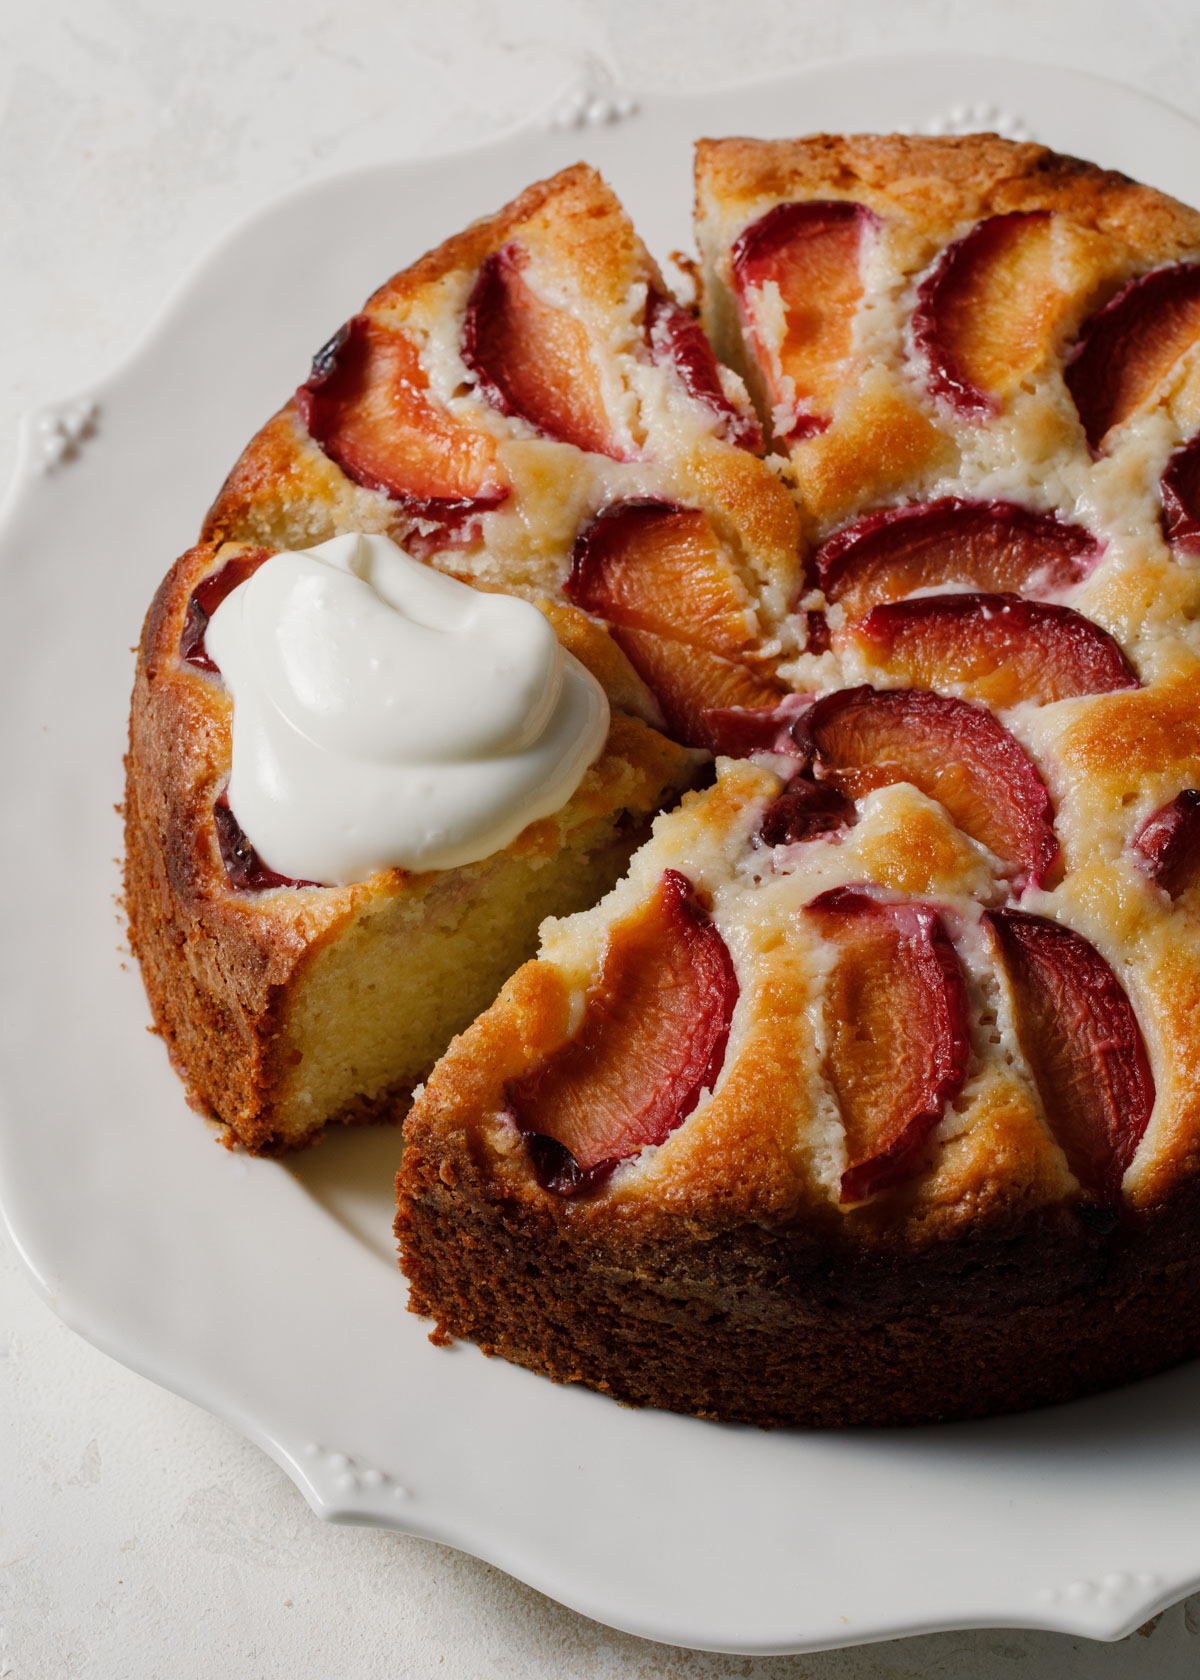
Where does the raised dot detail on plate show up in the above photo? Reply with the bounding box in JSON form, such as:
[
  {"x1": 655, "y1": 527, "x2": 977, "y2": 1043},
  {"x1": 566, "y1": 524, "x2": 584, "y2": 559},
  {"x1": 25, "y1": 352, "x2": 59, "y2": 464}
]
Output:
[
  {"x1": 306, "y1": 1443, "x2": 411, "y2": 1502},
  {"x1": 544, "y1": 52, "x2": 639, "y2": 130},
  {"x1": 35, "y1": 398, "x2": 100, "y2": 475},
  {"x1": 1041, "y1": 1570, "x2": 1163, "y2": 1610},
  {"x1": 915, "y1": 104, "x2": 1033, "y2": 142}
]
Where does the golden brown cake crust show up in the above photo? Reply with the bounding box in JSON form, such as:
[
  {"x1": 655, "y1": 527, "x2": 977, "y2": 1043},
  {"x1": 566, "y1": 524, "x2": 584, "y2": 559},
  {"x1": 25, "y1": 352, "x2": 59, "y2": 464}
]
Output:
[{"x1": 694, "y1": 134, "x2": 1200, "y2": 250}]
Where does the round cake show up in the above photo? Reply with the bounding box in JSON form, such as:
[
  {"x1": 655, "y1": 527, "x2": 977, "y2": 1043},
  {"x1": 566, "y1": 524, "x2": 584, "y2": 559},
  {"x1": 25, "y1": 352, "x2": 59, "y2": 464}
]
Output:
[{"x1": 126, "y1": 136, "x2": 1200, "y2": 1426}]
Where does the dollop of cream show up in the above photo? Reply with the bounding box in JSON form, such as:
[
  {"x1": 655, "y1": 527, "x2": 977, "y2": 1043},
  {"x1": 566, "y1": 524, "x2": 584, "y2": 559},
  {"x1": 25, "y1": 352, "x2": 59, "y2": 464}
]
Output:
[{"x1": 205, "y1": 532, "x2": 610, "y2": 884}]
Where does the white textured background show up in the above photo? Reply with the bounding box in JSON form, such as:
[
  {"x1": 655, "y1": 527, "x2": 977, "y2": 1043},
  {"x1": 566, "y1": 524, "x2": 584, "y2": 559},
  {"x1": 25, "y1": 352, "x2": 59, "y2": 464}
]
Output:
[{"x1": 5, "y1": 3, "x2": 1200, "y2": 1675}]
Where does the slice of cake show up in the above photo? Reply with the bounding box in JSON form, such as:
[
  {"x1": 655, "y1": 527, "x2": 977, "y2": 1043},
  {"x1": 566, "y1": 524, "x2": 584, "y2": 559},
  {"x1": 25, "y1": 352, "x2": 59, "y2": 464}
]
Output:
[
  {"x1": 395, "y1": 134, "x2": 1200, "y2": 1426},
  {"x1": 125, "y1": 163, "x2": 797, "y2": 1151},
  {"x1": 125, "y1": 533, "x2": 695, "y2": 1152}
]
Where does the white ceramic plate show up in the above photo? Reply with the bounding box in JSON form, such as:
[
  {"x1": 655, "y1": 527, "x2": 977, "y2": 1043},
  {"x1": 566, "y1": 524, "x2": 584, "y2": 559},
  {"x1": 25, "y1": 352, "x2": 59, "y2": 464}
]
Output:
[{"x1": 5, "y1": 52, "x2": 1200, "y2": 1657}]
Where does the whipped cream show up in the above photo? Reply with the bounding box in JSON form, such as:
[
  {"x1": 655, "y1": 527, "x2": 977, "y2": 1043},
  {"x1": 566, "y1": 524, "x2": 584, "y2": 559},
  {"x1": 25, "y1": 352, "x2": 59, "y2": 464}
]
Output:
[{"x1": 205, "y1": 532, "x2": 610, "y2": 884}]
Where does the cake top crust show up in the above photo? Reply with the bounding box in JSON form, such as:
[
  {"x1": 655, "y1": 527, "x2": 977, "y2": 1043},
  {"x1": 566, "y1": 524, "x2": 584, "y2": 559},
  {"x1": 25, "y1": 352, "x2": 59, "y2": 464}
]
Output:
[{"x1": 399, "y1": 134, "x2": 1200, "y2": 1243}]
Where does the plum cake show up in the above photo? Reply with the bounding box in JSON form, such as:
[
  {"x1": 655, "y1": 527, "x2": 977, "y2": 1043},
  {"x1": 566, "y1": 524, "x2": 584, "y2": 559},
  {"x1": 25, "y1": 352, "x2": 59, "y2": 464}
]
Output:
[
  {"x1": 394, "y1": 136, "x2": 1200, "y2": 1426},
  {"x1": 127, "y1": 136, "x2": 1200, "y2": 1424}
]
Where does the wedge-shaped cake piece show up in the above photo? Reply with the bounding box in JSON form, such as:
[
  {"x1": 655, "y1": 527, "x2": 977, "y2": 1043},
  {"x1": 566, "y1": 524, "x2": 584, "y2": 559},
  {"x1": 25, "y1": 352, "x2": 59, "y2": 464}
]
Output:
[
  {"x1": 127, "y1": 532, "x2": 695, "y2": 1151},
  {"x1": 127, "y1": 166, "x2": 803, "y2": 1152}
]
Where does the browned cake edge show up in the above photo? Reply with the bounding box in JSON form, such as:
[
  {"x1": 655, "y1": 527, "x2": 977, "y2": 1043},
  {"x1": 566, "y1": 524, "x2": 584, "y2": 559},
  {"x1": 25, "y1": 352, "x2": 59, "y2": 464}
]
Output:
[
  {"x1": 395, "y1": 1146, "x2": 1200, "y2": 1428},
  {"x1": 693, "y1": 132, "x2": 1200, "y2": 251}
]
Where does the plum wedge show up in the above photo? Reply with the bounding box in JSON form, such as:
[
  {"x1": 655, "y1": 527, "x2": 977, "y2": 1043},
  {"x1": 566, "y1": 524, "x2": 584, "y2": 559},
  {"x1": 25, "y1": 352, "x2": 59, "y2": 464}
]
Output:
[
  {"x1": 697, "y1": 694, "x2": 813, "y2": 761},
  {"x1": 212, "y1": 795, "x2": 319, "y2": 894},
  {"x1": 756, "y1": 778, "x2": 855, "y2": 847},
  {"x1": 731, "y1": 200, "x2": 876, "y2": 439},
  {"x1": 462, "y1": 244, "x2": 623, "y2": 458},
  {"x1": 509, "y1": 870, "x2": 738, "y2": 1194},
  {"x1": 296, "y1": 316, "x2": 508, "y2": 523},
  {"x1": 812, "y1": 498, "x2": 1100, "y2": 620},
  {"x1": 565, "y1": 500, "x2": 785, "y2": 749},
  {"x1": 180, "y1": 550, "x2": 270, "y2": 673},
  {"x1": 565, "y1": 500, "x2": 756, "y2": 657},
  {"x1": 912, "y1": 212, "x2": 1064, "y2": 419},
  {"x1": 806, "y1": 888, "x2": 970, "y2": 1203},
  {"x1": 986, "y1": 909, "x2": 1154, "y2": 1201},
  {"x1": 1132, "y1": 789, "x2": 1200, "y2": 899},
  {"x1": 843, "y1": 591, "x2": 1138, "y2": 708},
  {"x1": 1066, "y1": 263, "x2": 1200, "y2": 452},
  {"x1": 792, "y1": 685, "x2": 1059, "y2": 887},
  {"x1": 613, "y1": 629, "x2": 786, "y2": 752},
  {"x1": 1160, "y1": 433, "x2": 1200, "y2": 554},
  {"x1": 645, "y1": 289, "x2": 762, "y2": 450}
]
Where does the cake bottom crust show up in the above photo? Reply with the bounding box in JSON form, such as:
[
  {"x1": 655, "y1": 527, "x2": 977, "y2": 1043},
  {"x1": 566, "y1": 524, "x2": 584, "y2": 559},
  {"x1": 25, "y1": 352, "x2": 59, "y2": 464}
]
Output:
[{"x1": 396, "y1": 1177, "x2": 1200, "y2": 1429}]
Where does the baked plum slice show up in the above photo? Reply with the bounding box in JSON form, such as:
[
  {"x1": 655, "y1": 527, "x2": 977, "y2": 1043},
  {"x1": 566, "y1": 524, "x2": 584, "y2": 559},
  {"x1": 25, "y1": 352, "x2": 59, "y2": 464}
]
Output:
[
  {"x1": 913, "y1": 211, "x2": 1065, "y2": 419},
  {"x1": 986, "y1": 909, "x2": 1154, "y2": 1202},
  {"x1": 1132, "y1": 789, "x2": 1200, "y2": 899},
  {"x1": 1065, "y1": 263, "x2": 1200, "y2": 452},
  {"x1": 645, "y1": 288, "x2": 762, "y2": 450},
  {"x1": 806, "y1": 888, "x2": 970, "y2": 1203},
  {"x1": 180, "y1": 550, "x2": 271, "y2": 673},
  {"x1": 1160, "y1": 433, "x2": 1200, "y2": 554},
  {"x1": 843, "y1": 591, "x2": 1138, "y2": 708},
  {"x1": 614, "y1": 631, "x2": 786, "y2": 752},
  {"x1": 755, "y1": 778, "x2": 855, "y2": 847},
  {"x1": 565, "y1": 500, "x2": 784, "y2": 750},
  {"x1": 812, "y1": 498, "x2": 1101, "y2": 619},
  {"x1": 213, "y1": 794, "x2": 319, "y2": 893},
  {"x1": 510, "y1": 869, "x2": 738, "y2": 1194},
  {"x1": 565, "y1": 500, "x2": 756, "y2": 656},
  {"x1": 462, "y1": 244, "x2": 625, "y2": 459},
  {"x1": 792, "y1": 685, "x2": 1058, "y2": 888},
  {"x1": 296, "y1": 316, "x2": 508, "y2": 525},
  {"x1": 731, "y1": 199, "x2": 876, "y2": 439},
  {"x1": 697, "y1": 693, "x2": 813, "y2": 761}
]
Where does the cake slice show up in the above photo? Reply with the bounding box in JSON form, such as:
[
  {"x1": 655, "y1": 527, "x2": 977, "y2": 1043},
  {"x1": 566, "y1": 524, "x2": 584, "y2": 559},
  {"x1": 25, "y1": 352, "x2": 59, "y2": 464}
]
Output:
[
  {"x1": 206, "y1": 163, "x2": 804, "y2": 753},
  {"x1": 126, "y1": 165, "x2": 799, "y2": 1152},
  {"x1": 206, "y1": 162, "x2": 800, "y2": 627},
  {"x1": 126, "y1": 535, "x2": 694, "y2": 1152}
]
